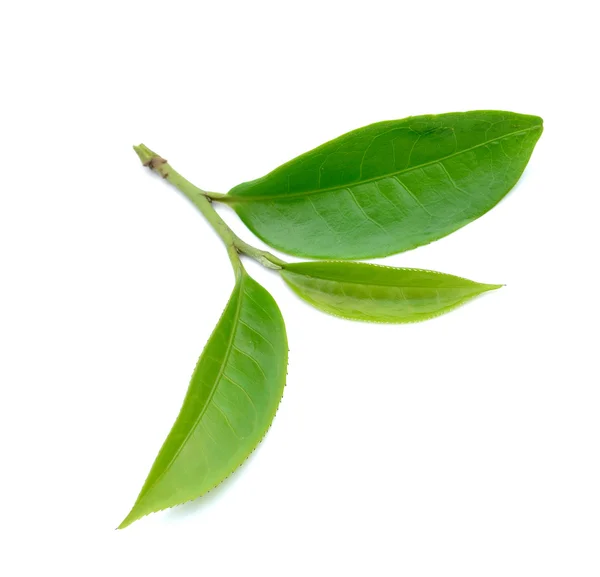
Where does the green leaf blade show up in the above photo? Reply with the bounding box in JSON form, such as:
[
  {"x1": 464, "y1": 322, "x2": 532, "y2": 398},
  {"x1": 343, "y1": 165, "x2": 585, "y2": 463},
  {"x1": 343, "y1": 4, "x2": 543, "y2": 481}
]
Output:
[
  {"x1": 227, "y1": 111, "x2": 542, "y2": 259},
  {"x1": 118, "y1": 271, "x2": 287, "y2": 529},
  {"x1": 280, "y1": 261, "x2": 501, "y2": 323}
]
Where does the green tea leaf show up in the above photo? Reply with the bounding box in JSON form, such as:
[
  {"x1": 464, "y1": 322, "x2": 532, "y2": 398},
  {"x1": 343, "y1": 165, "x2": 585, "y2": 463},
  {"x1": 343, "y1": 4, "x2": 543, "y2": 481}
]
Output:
[
  {"x1": 118, "y1": 269, "x2": 287, "y2": 529},
  {"x1": 280, "y1": 261, "x2": 501, "y2": 323},
  {"x1": 224, "y1": 111, "x2": 542, "y2": 259}
]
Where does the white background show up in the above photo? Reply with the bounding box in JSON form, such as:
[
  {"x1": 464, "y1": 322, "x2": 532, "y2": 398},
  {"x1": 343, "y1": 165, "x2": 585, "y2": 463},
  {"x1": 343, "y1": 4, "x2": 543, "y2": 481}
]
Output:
[{"x1": 1, "y1": 1, "x2": 598, "y2": 575}]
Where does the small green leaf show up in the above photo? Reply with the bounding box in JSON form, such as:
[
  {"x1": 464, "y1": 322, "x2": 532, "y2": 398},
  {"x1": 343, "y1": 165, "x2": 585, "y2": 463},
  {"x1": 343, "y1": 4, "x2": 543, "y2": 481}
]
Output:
[
  {"x1": 118, "y1": 269, "x2": 287, "y2": 529},
  {"x1": 224, "y1": 110, "x2": 542, "y2": 259},
  {"x1": 280, "y1": 261, "x2": 501, "y2": 323}
]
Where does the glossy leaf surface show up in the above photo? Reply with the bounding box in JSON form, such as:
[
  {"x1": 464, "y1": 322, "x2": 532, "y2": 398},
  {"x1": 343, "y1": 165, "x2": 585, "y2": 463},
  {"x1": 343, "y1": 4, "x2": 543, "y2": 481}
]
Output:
[
  {"x1": 119, "y1": 270, "x2": 287, "y2": 528},
  {"x1": 226, "y1": 111, "x2": 542, "y2": 259},
  {"x1": 281, "y1": 261, "x2": 501, "y2": 323}
]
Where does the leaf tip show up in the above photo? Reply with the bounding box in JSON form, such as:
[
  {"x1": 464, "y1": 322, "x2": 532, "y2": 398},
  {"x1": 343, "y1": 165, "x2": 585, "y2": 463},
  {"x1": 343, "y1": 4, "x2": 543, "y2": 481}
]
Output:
[{"x1": 116, "y1": 508, "x2": 139, "y2": 530}]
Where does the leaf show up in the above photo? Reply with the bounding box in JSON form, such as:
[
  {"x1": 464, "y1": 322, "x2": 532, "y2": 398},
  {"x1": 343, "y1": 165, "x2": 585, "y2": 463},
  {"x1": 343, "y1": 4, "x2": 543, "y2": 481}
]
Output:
[
  {"x1": 280, "y1": 261, "x2": 501, "y2": 323},
  {"x1": 224, "y1": 110, "x2": 542, "y2": 259},
  {"x1": 118, "y1": 269, "x2": 287, "y2": 529}
]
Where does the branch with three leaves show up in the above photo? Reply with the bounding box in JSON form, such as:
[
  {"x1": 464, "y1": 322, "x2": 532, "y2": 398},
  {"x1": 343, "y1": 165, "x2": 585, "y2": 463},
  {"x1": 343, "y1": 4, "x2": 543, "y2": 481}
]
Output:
[{"x1": 119, "y1": 111, "x2": 542, "y2": 528}]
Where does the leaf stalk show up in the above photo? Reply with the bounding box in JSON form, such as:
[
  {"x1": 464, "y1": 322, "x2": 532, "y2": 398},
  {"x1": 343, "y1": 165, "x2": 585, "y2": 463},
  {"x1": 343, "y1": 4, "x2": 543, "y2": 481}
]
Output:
[{"x1": 133, "y1": 144, "x2": 286, "y2": 272}]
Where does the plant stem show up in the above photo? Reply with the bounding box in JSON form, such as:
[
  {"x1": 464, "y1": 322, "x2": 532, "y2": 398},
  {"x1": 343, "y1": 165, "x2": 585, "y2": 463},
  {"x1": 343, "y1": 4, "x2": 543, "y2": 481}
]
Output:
[{"x1": 133, "y1": 144, "x2": 286, "y2": 272}]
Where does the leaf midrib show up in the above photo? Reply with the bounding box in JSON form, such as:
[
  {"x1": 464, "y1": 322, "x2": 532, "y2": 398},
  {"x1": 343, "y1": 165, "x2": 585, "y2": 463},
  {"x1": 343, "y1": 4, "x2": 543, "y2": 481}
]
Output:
[
  {"x1": 228, "y1": 126, "x2": 539, "y2": 203},
  {"x1": 137, "y1": 275, "x2": 246, "y2": 502},
  {"x1": 284, "y1": 269, "x2": 491, "y2": 291}
]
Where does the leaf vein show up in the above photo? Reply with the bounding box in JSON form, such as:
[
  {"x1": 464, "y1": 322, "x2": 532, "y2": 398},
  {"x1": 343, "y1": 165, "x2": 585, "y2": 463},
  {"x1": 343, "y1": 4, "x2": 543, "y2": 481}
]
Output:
[
  {"x1": 239, "y1": 319, "x2": 276, "y2": 351},
  {"x1": 345, "y1": 188, "x2": 391, "y2": 236},
  {"x1": 392, "y1": 176, "x2": 434, "y2": 217},
  {"x1": 227, "y1": 127, "x2": 539, "y2": 203},
  {"x1": 222, "y1": 374, "x2": 259, "y2": 414},
  {"x1": 212, "y1": 400, "x2": 242, "y2": 440},
  {"x1": 232, "y1": 344, "x2": 267, "y2": 379},
  {"x1": 243, "y1": 289, "x2": 275, "y2": 322}
]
